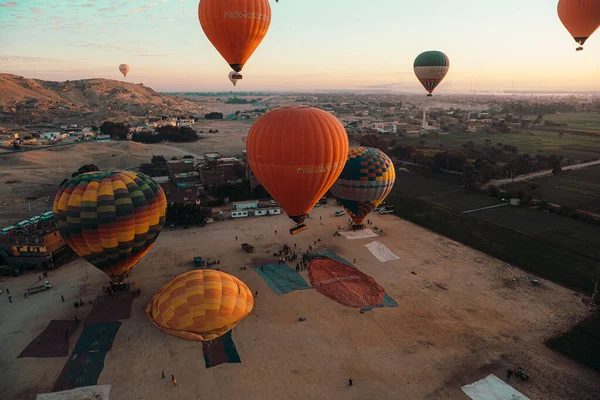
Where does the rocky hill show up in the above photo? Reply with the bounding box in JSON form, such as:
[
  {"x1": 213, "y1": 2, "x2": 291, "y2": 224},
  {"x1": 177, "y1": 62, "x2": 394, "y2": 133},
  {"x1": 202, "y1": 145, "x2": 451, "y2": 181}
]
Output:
[{"x1": 0, "y1": 74, "x2": 207, "y2": 126}]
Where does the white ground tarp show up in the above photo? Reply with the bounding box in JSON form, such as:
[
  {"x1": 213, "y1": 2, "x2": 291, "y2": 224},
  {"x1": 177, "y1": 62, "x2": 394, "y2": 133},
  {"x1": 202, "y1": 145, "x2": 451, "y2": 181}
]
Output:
[
  {"x1": 37, "y1": 385, "x2": 112, "y2": 400},
  {"x1": 364, "y1": 241, "x2": 400, "y2": 262},
  {"x1": 339, "y1": 229, "x2": 378, "y2": 240},
  {"x1": 461, "y1": 374, "x2": 530, "y2": 400}
]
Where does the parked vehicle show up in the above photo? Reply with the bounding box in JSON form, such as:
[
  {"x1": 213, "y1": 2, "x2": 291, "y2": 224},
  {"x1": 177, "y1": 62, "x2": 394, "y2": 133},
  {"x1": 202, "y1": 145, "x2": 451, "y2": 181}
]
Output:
[
  {"x1": 335, "y1": 210, "x2": 346, "y2": 216},
  {"x1": 0, "y1": 265, "x2": 20, "y2": 277},
  {"x1": 26, "y1": 280, "x2": 51, "y2": 294},
  {"x1": 241, "y1": 243, "x2": 255, "y2": 253},
  {"x1": 380, "y1": 209, "x2": 394, "y2": 215}
]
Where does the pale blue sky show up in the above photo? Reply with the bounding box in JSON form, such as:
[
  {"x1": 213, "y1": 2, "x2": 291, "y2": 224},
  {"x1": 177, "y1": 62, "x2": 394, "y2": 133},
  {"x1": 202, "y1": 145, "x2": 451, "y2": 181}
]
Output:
[{"x1": 1, "y1": 0, "x2": 599, "y2": 92}]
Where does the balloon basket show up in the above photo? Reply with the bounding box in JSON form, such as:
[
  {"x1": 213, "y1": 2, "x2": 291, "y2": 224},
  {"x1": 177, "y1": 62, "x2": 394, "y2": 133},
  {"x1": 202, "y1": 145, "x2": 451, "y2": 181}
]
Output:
[
  {"x1": 290, "y1": 224, "x2": 308, "y2": 235},
  {"x1": 351, "y1": 224, "x2": 366, "y2": 231},
  {"x1": 426, "y1": 94, "x2": 433, "y2": 97},
  {"x1": 576, "y1": 47, "x2": 583, "y2": 51}
]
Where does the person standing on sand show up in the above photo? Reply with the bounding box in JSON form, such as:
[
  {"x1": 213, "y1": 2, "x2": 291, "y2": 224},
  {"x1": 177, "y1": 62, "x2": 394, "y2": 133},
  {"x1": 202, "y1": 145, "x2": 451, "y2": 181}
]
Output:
[
  {"x1": 6, "y1": 288, "x2": 9, "y2": 295},
  {"x1": 171, "y1": 375, "x2": 176, "y2": 386},
  {"x1": 61, "y1": 295, "x2": 64, "y2": 302},
  {"x1": 8, "y1": 296, "x2": 12, "y2": 303},
  {"x1": 235, "y1": 236, "x2": 238, "y2": 241},
  {"x1": 349, "y1": 378, "x2": 352, "y2": 386},
  {"x1": 37, "y1": 337, "x2": 41, "y2": 345},
  {"x1": 162, "y1": 371, "x2": 165, "y2": 379}
]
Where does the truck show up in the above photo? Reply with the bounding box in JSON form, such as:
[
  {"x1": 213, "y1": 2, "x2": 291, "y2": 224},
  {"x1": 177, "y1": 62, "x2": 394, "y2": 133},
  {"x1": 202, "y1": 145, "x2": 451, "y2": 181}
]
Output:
[
  {"x1": 26, "y1": 280, "x2": 52, "y2": 295},
  {"x1": 241, "y1": 243, "x2": 255, "y2": 253},
  {"x1": 194, "y1": 257, "x2": 203, "y2": 267}
]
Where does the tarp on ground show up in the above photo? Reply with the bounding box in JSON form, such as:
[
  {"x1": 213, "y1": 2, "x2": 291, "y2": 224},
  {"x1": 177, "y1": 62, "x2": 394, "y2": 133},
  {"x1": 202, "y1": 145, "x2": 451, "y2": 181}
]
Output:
[
  {"x1": 53, "y1": 351, "x2": 108, "y2": 392},
  {"x1": 313, "y1": 251, "x2": 398, "y2": 309},
  {"x1": 86, "y1": 293, "x2": 135, "y2": 324},
  {"x1": 254, "y1": 264, "x2": 312, "y2": 296},
  {"x1": 339, "y1": 229, "x2": 378, "y2": 240},
  {"x1": 364, "y1": 241, "x2": 400, "y2": 262},
  {"x1": 202, "y1": 330, "x2": 241, "y2": 368},
  {"x1": 461, "y1": 374, "x2": 530, "y2": 400},
  {"x1": 73, "y1": 322, "x2": 121, "y2": 354},
  {"x1": 37, "y1": 384, "x2": 112, "y2": 400},
  {"x1": 18, "y1": 320, "x2": 79, "y2": 358}
]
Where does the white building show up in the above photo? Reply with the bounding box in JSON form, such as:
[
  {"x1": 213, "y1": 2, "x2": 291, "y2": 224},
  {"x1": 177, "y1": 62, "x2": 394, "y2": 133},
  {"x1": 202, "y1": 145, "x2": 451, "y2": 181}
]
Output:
[
  {"x1": 41, "y1": 132, "x2": 61, "y2": 140},
  {"x1": 234, "y1": 201, "x2": 259, "y2": 210}
]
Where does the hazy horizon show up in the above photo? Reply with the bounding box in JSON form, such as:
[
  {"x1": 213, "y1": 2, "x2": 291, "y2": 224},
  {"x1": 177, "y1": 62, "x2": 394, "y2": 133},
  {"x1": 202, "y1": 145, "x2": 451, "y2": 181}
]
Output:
[{"x1": 1, "y1": 0, "x2": 600, "y2": 93}]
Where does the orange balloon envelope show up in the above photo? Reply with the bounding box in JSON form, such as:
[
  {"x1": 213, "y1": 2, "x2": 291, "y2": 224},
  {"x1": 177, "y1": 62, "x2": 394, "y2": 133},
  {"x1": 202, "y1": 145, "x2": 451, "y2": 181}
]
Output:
[
  {"x1": 199, "y1": 0, "x2": 271, "y2": 72},
  {"x1": 246, "y1": 106, "x2": 349, "y2": 227},
  {"x1": 146, "y1": 270, "x2": 254, "y2": 341},
  {"x1": 119, "y1": 64, "x2": 130, "y2": 77},
  {"x1": 557, "y1": 0, "x2": 600, "y2": 50}
]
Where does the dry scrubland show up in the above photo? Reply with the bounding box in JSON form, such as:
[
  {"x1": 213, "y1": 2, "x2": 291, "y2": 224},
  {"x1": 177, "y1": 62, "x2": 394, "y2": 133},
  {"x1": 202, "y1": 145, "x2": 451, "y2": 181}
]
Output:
[{"x1": 1, "y1": 207, "x2": 599, "y2": 400}]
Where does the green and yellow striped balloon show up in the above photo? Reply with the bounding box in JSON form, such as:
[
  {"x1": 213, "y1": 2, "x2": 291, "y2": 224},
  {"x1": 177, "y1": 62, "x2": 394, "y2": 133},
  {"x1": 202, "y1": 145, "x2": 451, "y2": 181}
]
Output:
[{"x1": 53, "y1": 170, "x2": 167, "y2": 281}]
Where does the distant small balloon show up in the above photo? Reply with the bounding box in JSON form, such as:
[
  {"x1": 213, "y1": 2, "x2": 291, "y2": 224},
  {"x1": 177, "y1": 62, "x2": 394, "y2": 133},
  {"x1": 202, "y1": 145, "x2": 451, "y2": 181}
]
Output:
[
  {"x1": 413, "y1": 51, "x2": 449, "y2": 97},
  {"x1": 229, "y1": 71, "x2": 243, "y2": 86},
  {"x1": 119, "y1": 64, "x2": 130, "y2": 77}
]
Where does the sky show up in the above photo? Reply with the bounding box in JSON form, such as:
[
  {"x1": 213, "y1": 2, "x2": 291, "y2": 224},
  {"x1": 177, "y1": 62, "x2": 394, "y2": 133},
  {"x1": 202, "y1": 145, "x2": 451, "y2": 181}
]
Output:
[{"x1": 1, "y1": 0, "x2": 599, "y2": 93}]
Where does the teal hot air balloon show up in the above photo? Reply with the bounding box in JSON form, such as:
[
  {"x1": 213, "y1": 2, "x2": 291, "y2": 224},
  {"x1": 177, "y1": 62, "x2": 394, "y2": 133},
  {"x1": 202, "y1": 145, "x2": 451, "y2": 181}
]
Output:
[
  {"x1": 330, "y1": 147, "x2": 396, "y2": 227},
  {"x1": 413, "y1": 51, "x2": 450, "y2": 96}
]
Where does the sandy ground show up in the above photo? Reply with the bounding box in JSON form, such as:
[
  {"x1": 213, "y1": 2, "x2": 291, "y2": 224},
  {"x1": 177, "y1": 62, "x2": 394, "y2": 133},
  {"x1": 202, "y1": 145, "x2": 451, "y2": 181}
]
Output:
[
  {"x1": 1, "y1": 205, "x2": 599, "y2": 400},
  {"x1": 0, "y1": 120, "x2": 252, "y2": 227}
]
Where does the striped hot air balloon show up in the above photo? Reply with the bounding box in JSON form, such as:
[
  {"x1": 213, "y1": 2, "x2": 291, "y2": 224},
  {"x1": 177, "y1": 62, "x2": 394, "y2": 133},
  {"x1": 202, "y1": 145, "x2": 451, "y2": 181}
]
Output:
[
  {"x1": 330, "y1": 147, "x2": 396, "y2": 227},
  {"x1": 53, "y1": 171, "x2": 167, "y2": 281},
  {"x1": 413, "y1": 51, "x2": 450, "y2": 96},
  {"x1": 146, "y1": 270, "x2": 254, "y2": 341}
]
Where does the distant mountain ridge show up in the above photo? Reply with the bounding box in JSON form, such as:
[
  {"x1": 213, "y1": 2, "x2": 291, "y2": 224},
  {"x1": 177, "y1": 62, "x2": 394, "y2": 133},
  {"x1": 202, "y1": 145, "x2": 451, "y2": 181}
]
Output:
[{"x1": 0, "y1": 74, "x2": 205, "y2": 126}]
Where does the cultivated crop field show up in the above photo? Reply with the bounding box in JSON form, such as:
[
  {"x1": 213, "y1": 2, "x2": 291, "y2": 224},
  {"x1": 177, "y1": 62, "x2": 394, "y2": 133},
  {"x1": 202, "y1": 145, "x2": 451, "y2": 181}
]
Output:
[
  {"x1": 543, "y1": 112, "x2": 600, "y2": 132},
  {"x1": 506, "y1": 165, "x2": 600, "y2": 213},
  {"x1": 388, "y1": 172, "x2": 600, "y2": 293},
  {"x1": 402, "y1": 129, "x2": 600, "y2": 161}
]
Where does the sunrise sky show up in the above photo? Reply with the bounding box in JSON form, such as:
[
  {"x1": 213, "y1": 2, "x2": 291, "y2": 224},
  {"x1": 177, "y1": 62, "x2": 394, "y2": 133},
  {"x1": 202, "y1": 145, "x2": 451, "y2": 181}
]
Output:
[{"x1": 1, "y1": 0, "x2": 599, "y2": 93}]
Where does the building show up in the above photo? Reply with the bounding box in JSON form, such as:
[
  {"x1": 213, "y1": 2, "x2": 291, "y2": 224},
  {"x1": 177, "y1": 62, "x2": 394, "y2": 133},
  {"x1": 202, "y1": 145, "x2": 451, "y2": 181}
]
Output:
[
  {"x1": 168, "y1": 159, "x2": 196, "y2": 175},
  {"x1": 41, "y1": 132, "x2": 61, "y2": 140},
  {"x1": 233, "y1": 201, "x2": 259, "y2": 210}
]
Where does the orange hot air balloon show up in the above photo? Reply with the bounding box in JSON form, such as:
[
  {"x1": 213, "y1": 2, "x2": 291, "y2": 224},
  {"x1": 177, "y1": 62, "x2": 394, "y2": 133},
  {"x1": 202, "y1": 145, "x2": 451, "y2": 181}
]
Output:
[
  {"x1": 119, "y1": 64, "x2": 130, "y2": 77},
  {"x1": 199, "y1": 0, "x2": 271, "y2": 73},
  {"x1": 246, "y1": 106, "x2": 349, "y2": 233},
  {"x1": 557, "y1": 0, "x2": 600, "y2": 51}
]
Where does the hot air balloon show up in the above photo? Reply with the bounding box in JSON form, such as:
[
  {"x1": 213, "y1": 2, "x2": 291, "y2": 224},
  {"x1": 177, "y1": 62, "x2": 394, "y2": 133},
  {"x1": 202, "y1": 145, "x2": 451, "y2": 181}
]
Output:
[
  {"x1": 557, "y1": 0, "x2": 600, "y2": 51},
  {"x1": 146, "y1": 270, "x2": 254, "y2": 341},
  {"x1": 53, "y1": 171, "x2": 167, "y2": 281},
  {"x1": 330, "y1": 147, "x2": 396, "y2": 228},
  {"x1": 199, "y1": 0, "x2": 271, "y2": 74},
  {"x1": 246, "y1": 106, "x2": 349, "y2": 234},
  {"x1": 413, "y1": 51, "x2": 450, "y2": 96},
  {"x1": 229, "y1": 71, "x2": 243, "y2": 86},
  {"x1": 119, "y1": 64, "x2": 130, "y2": 77}
]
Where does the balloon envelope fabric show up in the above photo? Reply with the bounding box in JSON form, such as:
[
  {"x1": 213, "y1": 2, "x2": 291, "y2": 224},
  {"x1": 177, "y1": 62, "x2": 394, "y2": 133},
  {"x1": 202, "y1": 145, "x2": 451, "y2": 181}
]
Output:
[
  {"x1": 146, "y1": 270, "x2": 254, "y2": 342},
  {"x1": 331, "y1": 147, "x2": 396, "y2": 226},
  {"x1": 53, "y1": 171, "x2": 167, "y2": 281}
]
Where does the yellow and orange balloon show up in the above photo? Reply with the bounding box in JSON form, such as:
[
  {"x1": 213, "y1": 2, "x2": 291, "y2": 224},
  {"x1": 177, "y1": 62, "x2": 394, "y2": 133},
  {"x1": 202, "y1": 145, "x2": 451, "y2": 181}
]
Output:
[
  {"x1": 557, "y1": 0, "x2": 600, "y2": 50},
  {"x1": 246, "y1": 106, "x2": 349, "y2": 231},
  {"x1": 146, "y1": 270, "x2": 254, "y2": 341},
  {"x1": 53, "y1": 171, "x2": 167, "y2": 281},
  {"x1": 199, "y1": 0, "x2": 271, "y2": 74}
]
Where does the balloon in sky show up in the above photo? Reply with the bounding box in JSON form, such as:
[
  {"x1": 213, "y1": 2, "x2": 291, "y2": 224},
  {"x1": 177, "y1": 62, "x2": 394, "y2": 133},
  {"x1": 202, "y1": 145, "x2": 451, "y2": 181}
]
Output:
[
  {"x1": 119, "y1": 64, "x2": 130, "y2": 77},
  {"x1": 199, "y1": 0, "x2": 271, "y2": 73},
  {"x1": 413, "y1": 51, "x2": 450, "y2": 97},
  {"x1": 146, "y1": 270, "x2": 254, "y2": 341},
  {"x1": 330, "y1": 147, "x2": 396, "y2": 227},
  {"x1": 53, "y1": 171, "x2": 167, "y2": 281},
  {"x1": 246, "y1": 106, "x2": 349, "y2": 234},
  {"x1": 557, "y1": 0, "x2": 600, "y2": 51},
  {"x1": 229, "y1": 71, "x2": 243, "y2": 86}
]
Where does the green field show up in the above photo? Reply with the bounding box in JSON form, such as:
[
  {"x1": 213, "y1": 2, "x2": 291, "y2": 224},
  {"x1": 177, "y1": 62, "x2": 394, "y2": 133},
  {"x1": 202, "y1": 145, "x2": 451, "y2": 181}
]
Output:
[
  {"x1": 388, "y1": 172, "x2": 600, "y2": 293},
  {"x1": 543, "y1": 112, "x2": 600, "y2": 132},
  {"x1": 403, "y1": 129, "x2": 600, "y2": 161},
  {"x1": 507, "y1": 165, "x2": 600, "y2": 213}
]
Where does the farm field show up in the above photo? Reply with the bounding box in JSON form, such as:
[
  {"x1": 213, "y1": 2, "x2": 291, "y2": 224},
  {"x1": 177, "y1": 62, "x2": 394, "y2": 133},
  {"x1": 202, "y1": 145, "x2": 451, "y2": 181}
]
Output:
[
  {"x1": 388, "y1": 172, "x2": 600, "y2": 293},
  {"x1": 542, "y1": 112, "x2": 600, "y2": 132},
  {"x1": 506, "y1": 165, "x2": 600, "y2": 214},
  {"x1": 402, "y1": 129, "x2": 600, "y2": 161}
]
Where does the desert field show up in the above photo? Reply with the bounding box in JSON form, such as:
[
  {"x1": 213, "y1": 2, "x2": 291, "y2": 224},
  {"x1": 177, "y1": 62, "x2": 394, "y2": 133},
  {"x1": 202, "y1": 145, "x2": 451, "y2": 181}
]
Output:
[
  {"x1": 0, "y1": 123, "x2": 252, "y2": 227},
  {"x1": 1, "y1": 205, "x2": 599, "y2": 400}
]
